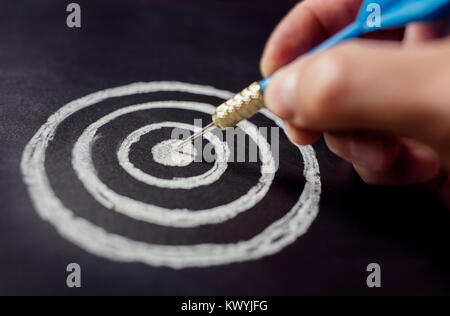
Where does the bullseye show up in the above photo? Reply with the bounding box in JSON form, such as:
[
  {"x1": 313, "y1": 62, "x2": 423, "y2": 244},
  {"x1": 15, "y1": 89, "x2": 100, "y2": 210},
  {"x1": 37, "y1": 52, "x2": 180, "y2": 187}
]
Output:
[{"x1": 152, "y1": 139, "x2": 196, "y2": 167}]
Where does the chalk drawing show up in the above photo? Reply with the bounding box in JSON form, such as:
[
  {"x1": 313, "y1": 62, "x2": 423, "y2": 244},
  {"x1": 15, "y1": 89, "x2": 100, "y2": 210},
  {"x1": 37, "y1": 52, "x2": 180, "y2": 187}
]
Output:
[
  {"x1": 117, "y1": 120, "x2": 229, "y2": 189},
  {"x1": 21, "y1": 81, "x2": 321, "y2": 269},
  {"x1": 74, "y1": 102, "x2": 275, "y2": 227},
  {"x1": 152, "y1": 139, "x2": 196, "y2": 167}
]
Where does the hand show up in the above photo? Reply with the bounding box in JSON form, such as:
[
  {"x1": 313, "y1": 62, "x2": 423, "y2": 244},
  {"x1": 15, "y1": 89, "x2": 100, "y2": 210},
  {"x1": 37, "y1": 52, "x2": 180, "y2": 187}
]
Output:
[{"x1": 261, "y1": 0, "x2": 450, "y2": 208}]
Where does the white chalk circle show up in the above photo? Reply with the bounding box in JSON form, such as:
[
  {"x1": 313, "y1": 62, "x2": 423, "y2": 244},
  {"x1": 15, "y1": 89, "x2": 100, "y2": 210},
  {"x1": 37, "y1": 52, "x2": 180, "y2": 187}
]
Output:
[
  {"x1": 117, "y1": 121, "x2": 230, "y2": 189},
  {"x1": 74, "y1": 101, "x2": 275, "y2": 227},
  {"x1": 21, "y1": 81, "x2": 322, "y2": 269}
]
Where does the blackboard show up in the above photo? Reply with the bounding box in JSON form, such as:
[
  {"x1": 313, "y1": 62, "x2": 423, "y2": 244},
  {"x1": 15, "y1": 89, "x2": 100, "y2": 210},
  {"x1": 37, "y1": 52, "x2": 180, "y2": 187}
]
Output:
[{"x1": 1, "y1": 0, "x2": 449, "y2": 295}]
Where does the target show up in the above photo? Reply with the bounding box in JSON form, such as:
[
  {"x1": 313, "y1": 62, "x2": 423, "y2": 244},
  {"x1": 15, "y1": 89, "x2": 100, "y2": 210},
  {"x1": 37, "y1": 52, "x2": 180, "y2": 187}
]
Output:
[{"x1": 21, "y1": 81, "x2": 321, "y2": 269}]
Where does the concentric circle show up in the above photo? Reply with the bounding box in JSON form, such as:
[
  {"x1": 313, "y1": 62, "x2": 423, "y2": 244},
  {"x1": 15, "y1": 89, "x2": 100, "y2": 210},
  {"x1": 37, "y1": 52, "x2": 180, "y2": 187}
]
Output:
[
  {"x1": 21, "y1": 81, "x2": 322, "y2": 269},
  {"x1": 117, "y1": 121, "x2": 229, "y2": 189},
  {"x1": 73, "y1": 101, "x2": 276, "y2": 227}
]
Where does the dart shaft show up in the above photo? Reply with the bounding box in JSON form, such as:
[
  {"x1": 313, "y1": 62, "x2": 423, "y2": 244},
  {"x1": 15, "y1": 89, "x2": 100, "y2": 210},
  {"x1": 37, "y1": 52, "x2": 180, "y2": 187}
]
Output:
[
  {"x1": 176, "y1": 122, "x2": 216, "y2": 150},
  {"x1": 176, "y1": 82, "x2": 265, "y2": 151}
]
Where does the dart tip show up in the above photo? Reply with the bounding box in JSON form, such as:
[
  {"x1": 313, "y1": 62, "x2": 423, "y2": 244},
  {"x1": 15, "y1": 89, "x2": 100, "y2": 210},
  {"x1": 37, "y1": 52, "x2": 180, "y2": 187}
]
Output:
[
  {"x1": 175, "y1": 137, "x2": 195, "y2": 152},
  {"x1": 175, "y1": 122, "x2": 216, "y2": 152}
]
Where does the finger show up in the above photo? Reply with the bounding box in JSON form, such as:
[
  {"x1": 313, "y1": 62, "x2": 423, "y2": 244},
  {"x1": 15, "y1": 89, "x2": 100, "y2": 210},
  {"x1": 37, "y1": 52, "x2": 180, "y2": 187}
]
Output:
[
  {"x1": 284, "y1": 122, "x2": 321, "y2": 146},
  {"x1": 260, "y1": 0, "x2": 362, "y2": 77},
  {"x1": 324, "y1": 132, "x2": 441, "y2": 186},
  {"x1": 404, "y1": 18, "x2": 450, "y2": 45},
  {"x1": 353, "y1": 139, "x2": 441, "y2": 186},
  {"x1": 324, "y1": 132, "x2": 400, "y2": 172},
  {"x1": 362, "y1": 28, "x2": 405, "y2": 42},
  {"x1": 265, "y1": 39, "x2": 450, "y2": 161}
]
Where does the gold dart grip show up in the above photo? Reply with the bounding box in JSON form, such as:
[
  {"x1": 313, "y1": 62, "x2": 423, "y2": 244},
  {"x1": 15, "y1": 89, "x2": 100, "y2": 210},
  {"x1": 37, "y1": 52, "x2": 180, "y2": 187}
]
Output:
[{"x1": 212, "y1": 82, "x2": 265, "y2": 129}]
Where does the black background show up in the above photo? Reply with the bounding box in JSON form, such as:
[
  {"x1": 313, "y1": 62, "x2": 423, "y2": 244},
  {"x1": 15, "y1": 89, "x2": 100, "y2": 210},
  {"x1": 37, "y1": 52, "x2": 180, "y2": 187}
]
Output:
[{"x1": 0, "y1": 0, "x2": 449, "y2": 296}]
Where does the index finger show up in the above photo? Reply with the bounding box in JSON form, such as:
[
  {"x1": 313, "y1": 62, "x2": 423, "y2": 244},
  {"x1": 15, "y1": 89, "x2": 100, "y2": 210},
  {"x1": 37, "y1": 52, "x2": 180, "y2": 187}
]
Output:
[{"x1": 260, "y1": 0, "x2": 361, "y2": 77}]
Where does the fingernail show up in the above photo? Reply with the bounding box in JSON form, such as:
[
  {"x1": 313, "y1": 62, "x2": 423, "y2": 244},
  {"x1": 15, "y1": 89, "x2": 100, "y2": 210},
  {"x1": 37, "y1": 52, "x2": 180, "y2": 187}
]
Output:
[
  {"x1": 349, "y1": 135, "x2": 386, "y2": 171},
  {"x1": 266, "y1": 67, "x2": 297, "y2": 118}
]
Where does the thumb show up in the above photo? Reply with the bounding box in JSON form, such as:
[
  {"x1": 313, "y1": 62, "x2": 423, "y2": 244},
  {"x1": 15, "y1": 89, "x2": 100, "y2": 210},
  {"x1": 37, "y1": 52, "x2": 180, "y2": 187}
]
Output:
[{"x1": 265, "y1": 39, "x2": 450, "y2": 167}]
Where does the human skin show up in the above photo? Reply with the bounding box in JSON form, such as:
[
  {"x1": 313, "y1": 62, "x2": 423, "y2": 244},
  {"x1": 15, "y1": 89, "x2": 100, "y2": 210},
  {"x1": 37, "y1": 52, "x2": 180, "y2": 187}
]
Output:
[{"x1": 261, "y1": 0, "x2": 450, "y2": 208}]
